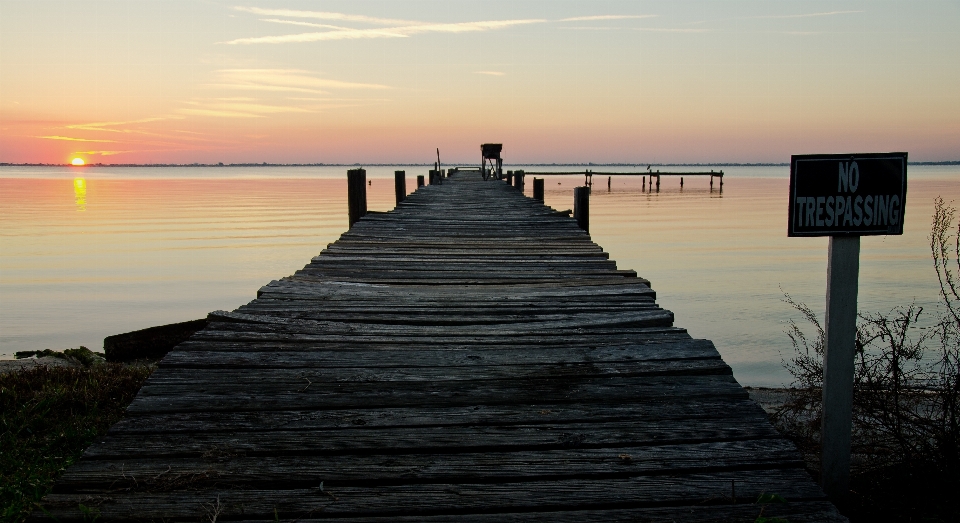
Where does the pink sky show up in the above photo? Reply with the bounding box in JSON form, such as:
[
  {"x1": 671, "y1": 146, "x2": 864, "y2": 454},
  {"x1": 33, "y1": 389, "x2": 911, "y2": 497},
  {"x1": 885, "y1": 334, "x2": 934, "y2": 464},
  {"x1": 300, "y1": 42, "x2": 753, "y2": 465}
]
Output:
[{"x1": 2, "y1": 1, "x2": 958, "y2": 164}]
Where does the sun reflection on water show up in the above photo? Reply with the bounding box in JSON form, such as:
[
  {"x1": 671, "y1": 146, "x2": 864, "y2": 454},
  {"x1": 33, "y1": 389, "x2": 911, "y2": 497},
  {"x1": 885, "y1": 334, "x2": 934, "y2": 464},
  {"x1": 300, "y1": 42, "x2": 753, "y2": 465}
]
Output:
[{"x1": 74, "y1": 178, "x2": 86, "y2": 211}]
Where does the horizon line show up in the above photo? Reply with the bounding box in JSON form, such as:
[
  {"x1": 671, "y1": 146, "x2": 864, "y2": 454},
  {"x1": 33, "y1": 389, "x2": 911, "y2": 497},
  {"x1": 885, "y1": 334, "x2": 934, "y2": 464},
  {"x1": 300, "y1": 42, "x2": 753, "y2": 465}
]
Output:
[{"x1": 3, "y1": 161, "x2": 959, "y2": 168}]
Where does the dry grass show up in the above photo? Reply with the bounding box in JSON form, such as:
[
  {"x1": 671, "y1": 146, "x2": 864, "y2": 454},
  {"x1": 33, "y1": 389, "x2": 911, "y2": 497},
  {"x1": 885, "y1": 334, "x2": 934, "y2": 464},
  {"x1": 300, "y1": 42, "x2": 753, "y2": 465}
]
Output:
[{"x1": 0, "y1": 363, "x2": 154, "y2": 522}]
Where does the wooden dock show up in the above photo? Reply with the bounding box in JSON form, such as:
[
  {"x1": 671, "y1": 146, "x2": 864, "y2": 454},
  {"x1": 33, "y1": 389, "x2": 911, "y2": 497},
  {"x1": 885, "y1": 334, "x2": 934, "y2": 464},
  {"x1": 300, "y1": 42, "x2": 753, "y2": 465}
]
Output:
[{"x1": 36, "y1": 172, "x2": 841, "y2": 521}]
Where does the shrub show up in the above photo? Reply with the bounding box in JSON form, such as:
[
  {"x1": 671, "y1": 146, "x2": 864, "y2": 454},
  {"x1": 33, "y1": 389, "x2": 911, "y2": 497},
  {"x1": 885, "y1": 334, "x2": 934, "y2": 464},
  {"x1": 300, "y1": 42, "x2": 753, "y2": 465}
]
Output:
[
  {"x1": 0, "y1": 363, "x2": 153, "y2": 522},
  {"x1": 775, "y1": 197, "x2": 960, "y2": 521}
]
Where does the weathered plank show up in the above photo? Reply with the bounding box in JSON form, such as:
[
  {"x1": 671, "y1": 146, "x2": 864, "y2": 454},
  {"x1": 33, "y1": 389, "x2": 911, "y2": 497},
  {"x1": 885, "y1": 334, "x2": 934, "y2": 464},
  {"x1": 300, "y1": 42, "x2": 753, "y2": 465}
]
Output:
[
  {"x1": 39, "y1": 470, "x2": 825, "y2": 520},
  {"x1": 107, "y1": 398, "x2": 767, "y2": 434}
]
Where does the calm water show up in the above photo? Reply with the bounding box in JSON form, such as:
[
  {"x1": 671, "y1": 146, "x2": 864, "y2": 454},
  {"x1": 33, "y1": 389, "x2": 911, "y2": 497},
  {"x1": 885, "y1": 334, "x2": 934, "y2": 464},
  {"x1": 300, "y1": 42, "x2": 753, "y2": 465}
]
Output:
[{"x1": 1, "y1": 164, "x2": 957, "y2": 387}]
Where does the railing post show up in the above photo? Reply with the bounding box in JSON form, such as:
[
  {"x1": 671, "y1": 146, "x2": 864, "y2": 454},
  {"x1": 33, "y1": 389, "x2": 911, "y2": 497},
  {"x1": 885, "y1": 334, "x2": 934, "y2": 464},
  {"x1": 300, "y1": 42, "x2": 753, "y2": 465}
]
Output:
[
  {"x1": 395, "y1": 170, "x2": 406, "y2": 205},
  {"x1": 573, "y1": 186, "x2": 589, "y2": 233},
  {"x1": 347, "y1": 168, "x2": 367, "y2": 228},
  {"x1": 417, "y1": 175, "x2": 425, "y2": 187},
  {"x1": 533, "y1": 178, "x2": 544, "y2": 202}
]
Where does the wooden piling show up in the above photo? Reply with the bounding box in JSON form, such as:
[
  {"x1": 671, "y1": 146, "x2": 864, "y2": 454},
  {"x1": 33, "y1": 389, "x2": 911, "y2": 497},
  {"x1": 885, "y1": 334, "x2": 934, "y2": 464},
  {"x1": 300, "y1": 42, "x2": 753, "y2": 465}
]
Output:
[
  {"x1": 506, "y1": 171, "x2": 513, "y2": 185},
  {"x1": 680, "y1": 177, "x2": 684, "y2": 188},
  {"x1": 514, "y1": 170, "x2": 524, "y2": 192},
  {"x1": 608, "y1": 176, "x2": 611, "y2": 190},
  {"x1": 417, "y1": 175, "x2": 425, "y2": 187},
  {"x1": 347, "y1": 168, "x2": 367, "y2": 228},
  {"x1": 573, "y1": 186, "x2": 589, "y2": 233},
  {"x1": 533, "y1": 177, "x2": 544, "y2": 202},
  {"x1": 395, "y1": 170, "x2": 406, "y2": 205}
]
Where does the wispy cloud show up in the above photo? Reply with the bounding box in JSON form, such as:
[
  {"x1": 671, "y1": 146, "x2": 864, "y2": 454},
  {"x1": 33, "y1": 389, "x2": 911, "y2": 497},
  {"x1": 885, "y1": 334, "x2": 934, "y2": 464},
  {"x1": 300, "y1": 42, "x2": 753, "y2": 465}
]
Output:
[
  {"x1": 66, "y1": 116, "x2": 181, "y2": 134},
  {"x1": 229, "y1": 8, "x2": 669, "y2": 46},
  {"x1": 207, "y1": 69, "x2": 390, "y2": 93},
  {"x1": 178, "y1": 109, "x2": 265, "y2": 118},
  {"x1": 475, "y1": 71, "x2": 505, "y2": 76},
  {"x1": 41, "y1": 135, "x2": 116, "y2": 142},
  {"x1": 286, "y1": 97, "x2": 392, "y2": 101},
  {"x1": 205, "y1": 84, "x2": 331, "y2": 95},
  {"x1": 74, "y1": 150, "x2": 126, "y2": 156},
  {"x1": 179, "y1": 100, "x2": 315, "y2": 118},
  {"x1": 234, "y1": 7, "x2": 417, "y2": 25},
  {"x1": 260, "y1": 18, "x2": 354, "y2": 30},
  {"x1": 224, "y1": 12, "x2": 546, "y2": 44},
  {"x1": 560, "y1": 15, "x2": 657, "y2": 22},
  {"x1": 561, "y1": 26, "x2": 628, "y2": 31},
  {"x1": 689, "y1": 10, "x2": 862, "y2": 25},
  {"x1": 225, "y1": 28, "x2": 409, "y2": 44},
  {"x1": 634, "y1": 27, "x2": 708, "y2": 33},
  {"x1": 752, "y1": 10, "x2": 862, "y2": 19}
]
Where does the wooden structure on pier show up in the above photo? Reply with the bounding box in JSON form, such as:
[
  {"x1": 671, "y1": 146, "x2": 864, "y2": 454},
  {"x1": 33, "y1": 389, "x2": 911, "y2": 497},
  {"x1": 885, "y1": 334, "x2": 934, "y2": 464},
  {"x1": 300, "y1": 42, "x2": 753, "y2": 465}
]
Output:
[
  {"x1": 36, "y1": 172, "x2": 840, "y2": 522},
  {"x1": 481, "y1": 143, "x2": 503, "y2": 180}
]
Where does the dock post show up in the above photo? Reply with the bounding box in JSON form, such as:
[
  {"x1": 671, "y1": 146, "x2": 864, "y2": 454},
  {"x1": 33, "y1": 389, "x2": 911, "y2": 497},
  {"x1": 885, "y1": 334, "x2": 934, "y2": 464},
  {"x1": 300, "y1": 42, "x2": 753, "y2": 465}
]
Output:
[
  {"x1": 347, "y1": 168, "x2": 367, "y2": 228},
  {"x1": 573, "y1": 186, "x2": 589, "y2": 233},
  {"x1": 656, "y1": 175, "x2": 661, "y2": 192},
  {"x1": 533, "y1": 178, "x2": 544, "y2": 202},
  {"x1": 417, "y1": 175, "x2": 425, "y2": 188},
  {"x1": 680, "y1": 177, "x2": 684, "y2": 188},
  {"x1": 643, "y1": 176, "x2": 646, "y2": 191},
  {"x1": 395, "y1": 170, "x2": 406, "y2": 204},
  {"x1": 821, "y1": 236, "x2": 861, "y2": 501},
  {"x1": 608, "y1": 176, "x2": 611, "y2": 191},
  {"x1": 514, "y1": 170, "x2": 524, "y2": 192},
  {"x1": 506, "y1": 171, "x2": 513, "y2": 185}
]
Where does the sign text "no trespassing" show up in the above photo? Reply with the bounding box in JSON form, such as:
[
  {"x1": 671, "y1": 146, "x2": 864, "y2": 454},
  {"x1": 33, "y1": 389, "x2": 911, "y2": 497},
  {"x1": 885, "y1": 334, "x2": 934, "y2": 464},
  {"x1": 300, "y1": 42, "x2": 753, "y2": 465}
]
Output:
[{"x1": 788, "y1": 153, "x2": 907, "y2": 237}]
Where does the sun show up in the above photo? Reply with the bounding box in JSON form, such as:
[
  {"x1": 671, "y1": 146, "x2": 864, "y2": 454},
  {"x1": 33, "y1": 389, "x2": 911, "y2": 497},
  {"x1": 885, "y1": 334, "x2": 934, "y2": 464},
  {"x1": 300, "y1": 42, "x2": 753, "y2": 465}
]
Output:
[{"x1": 71, "y1": 158, "x2": 85, "y2": 166}]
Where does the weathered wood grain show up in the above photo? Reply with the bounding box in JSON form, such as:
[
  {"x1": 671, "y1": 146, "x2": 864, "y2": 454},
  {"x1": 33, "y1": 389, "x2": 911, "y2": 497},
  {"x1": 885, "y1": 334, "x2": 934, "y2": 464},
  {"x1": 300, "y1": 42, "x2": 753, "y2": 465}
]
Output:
[
  {"x1": 37, "y1": 470, "x2": 826, "y2": 521},
  {"x1": 107, "y1": 398, "x2": 766, "y2": 434}
]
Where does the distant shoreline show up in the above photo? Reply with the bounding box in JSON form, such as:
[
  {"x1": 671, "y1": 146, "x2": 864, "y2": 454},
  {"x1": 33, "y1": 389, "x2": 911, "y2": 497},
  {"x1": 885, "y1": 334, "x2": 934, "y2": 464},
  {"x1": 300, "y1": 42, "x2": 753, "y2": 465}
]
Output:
[{"x1": 3, "y1": 161, "x2": 959, "y2": 168}]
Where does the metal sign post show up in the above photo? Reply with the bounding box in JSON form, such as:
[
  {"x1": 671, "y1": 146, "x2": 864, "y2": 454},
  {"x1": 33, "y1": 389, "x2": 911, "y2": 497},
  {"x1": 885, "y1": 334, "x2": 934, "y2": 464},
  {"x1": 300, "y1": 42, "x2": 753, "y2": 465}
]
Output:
[{"x1": 788, "y1": 152, "x2": 907, "y2": 500}]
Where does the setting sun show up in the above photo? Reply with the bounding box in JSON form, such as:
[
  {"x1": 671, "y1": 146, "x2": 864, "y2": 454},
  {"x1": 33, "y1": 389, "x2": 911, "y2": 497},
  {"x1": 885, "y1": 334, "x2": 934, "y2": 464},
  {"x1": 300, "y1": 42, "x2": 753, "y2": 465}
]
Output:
[{"x1": 71, "y1": 158, "x2": 85, "y2": 166}]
